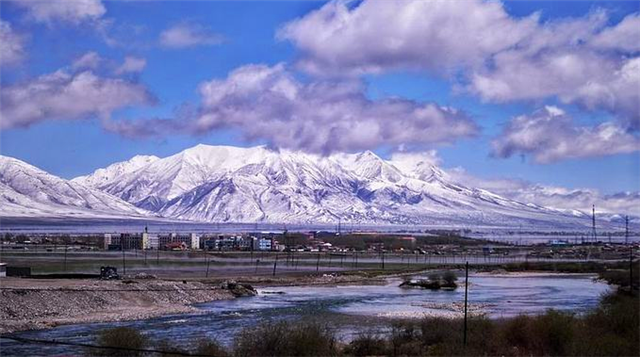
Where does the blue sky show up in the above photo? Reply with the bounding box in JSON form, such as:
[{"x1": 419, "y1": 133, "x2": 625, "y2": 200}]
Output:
[{"x1": 1, "y1": 0, "x2": 639, "y2": 200}]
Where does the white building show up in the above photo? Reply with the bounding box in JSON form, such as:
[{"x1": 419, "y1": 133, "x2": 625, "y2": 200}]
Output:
[
  {"x1": 252, "y1": 237, "x2": 272, "y2": 251},
  {"x1": 148, "y1": 235, "x2": 159, "y2": 249},
  {"x1": 103, "y1": 234, "x2": 112, "y2": 250},
  {"x1": 142, "y1": 232, "x2": 150, "y2": 249},
  {"x1": 190, "y1": 233, "x2": 200, "y2": 250}
]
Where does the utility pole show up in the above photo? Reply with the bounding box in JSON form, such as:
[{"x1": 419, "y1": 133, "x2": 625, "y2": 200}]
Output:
[
  {"x1": 591, "y1": 205, "x2": 597, "y2": 243},
  {"x1": 625, "y1": 215, "x2": 629, "y2": 245},
  {"x1": 630, "y1": 245, "x2": 634, "y2": 292},
  {"x1": 122, "y1": 247, "x2": 126, "y2": 275},
  {"x1": 203, "y1": 249, "x2": 208, "y2": 277},
  {"x1": 272, "y1": 254, "x2": 278, "y2": 276},
  {"x1": 463, "y1": 261, "x2": 469, "y2": 347},
  {"x1": 64, "y1": 244, "x2": 68, "y2": 272},
  {"x1": 316, "y1": 253, "x2": 321, "y2": 272}
]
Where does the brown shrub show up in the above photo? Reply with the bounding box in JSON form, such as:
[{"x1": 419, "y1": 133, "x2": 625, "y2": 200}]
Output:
[{"x1": 95, "y1": 326, "x2": 147, "y2": 356}]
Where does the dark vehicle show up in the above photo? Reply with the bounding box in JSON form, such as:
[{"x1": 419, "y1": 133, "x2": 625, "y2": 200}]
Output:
[{"x1": 100, "y1": 266, "x2": 120, "y2": 280}]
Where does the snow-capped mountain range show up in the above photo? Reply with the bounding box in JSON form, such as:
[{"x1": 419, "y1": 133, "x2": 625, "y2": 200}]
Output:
[
  {"x1": 0, "y1": 144, "x2": 607, "y2": 228},
  {"x1": 0, "y1": 155, "x2": 149, "y2": 219}
]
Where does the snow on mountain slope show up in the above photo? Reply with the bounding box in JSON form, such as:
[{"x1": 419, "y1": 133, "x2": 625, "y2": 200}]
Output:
[
  {"x1": 107, "y1": 145, "x2": 270, "y2": 202},
  {"x1": 74, "y1": 144, "x2": 601, "y2": 228},
  {"x1": 0, "y1": 155, "x2": 151, "y2": 219},
  {"x1": 72, "y1": 155, "x2": 158, "y2": 188}
]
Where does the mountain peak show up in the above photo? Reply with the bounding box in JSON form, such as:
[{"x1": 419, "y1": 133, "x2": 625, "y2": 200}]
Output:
[
  {"x1": 185, "y1": 143, "x2": 267, "y2": 152},
  {"x1": 357, "y1": 150, "x2": 382, "y2": 161},
  {"x1": 178, "y1": 144, "x2": 271, "y2": 169},
  {"x1": 71, "y1": 154, "x2": 159, "y2": 188}
]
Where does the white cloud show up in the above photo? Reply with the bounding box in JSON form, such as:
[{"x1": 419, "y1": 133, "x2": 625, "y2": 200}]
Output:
[
  {"x1": 12, "y1": 0, "x2": 106, "y2": 25},
  {"x1": 159, "y1": 22, "x2": 223, "y2": 49},
  {"x1": 72, "y1": 51, "x2": 102, "y2": 70},
  {"x1": 0, "y1": 20, "x2": 26, "y2": 66},
  {"x1": 0, "y1": 68, "x2": 154, "y2": 129},
  {"x1": 388, "y1": 150, "x2": 442, "y2": 174},
  {"x1": 590, "y1": 13, "x2": 640, "y2": 52},
  {"x1": 385, "y1": 149, "x2": 640, "y2": 217},
  {"x1": 279, "y1": 0, "x2": 537, "y2": 76},
  {"x1": 192, "y1": 63, "x2": 478, "y2": 153},
  {"x1": 491, "y1": 106, "x2": 640, "y2": 163},
  {"x1": 446, "y1": 167, "x2": 640, "y2": 217},
  {"x1": 115, "y1": 56, "x2": 146, "y2": 74},
  {"x1": 280, "y1": 1, "x2": 640, "y2": 128},
  {"x1": 469, "y1": 51, "x2": 640, "y2": 130},
  {"x1": 109, "y1": 63, "x2": 478, "y2": 152}
]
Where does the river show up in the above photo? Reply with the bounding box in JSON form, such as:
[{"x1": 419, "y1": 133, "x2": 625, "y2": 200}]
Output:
[{"x1": 0, "y1": 273, "x2": 611, "y2": 356}]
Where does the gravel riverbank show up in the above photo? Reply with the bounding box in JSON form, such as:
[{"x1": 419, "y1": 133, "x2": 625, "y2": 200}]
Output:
[
  {"x1": 0, "y1": 278, "x2": 235, "y2": 334},
  {"x1": 0, "y1": 271, "x2": 407, "y2": 335}
]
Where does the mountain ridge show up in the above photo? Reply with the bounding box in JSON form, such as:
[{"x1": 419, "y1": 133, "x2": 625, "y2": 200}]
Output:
[
  {"x1": 68, "y1": 144, "x2": 599, "y2": 228},
  {"x1": 1, "y1": 145, "x2": 621, "y2": 228},
  {"x1": 0, "y1": 155, "x2": 152, "y2": 219}
]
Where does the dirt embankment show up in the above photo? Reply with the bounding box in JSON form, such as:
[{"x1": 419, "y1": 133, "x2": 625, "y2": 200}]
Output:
[{"x1": 0, "y1": 278, "x2": 235, "y2": 334}]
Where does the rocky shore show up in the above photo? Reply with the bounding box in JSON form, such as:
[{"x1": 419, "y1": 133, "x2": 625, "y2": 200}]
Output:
[{"x1": 0, "y1": 278, "x2": 237, "y2": 334}]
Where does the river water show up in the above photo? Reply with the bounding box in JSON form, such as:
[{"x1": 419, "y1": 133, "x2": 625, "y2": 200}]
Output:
[{"x1": 1, "y1": 273, "x2": 611, "y2": 356}]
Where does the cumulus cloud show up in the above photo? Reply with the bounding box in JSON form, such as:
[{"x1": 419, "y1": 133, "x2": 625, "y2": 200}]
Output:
[
  {"x1": 114, "y1": 56, "x2": 146, "y2": 74},
  {"x1": 12, "y1": 0, "x2": 106, "y2": 25},
  {"x1": 108, "y1": 63, "x2": 478, "y2": 153},
  {"x1": 491, "y1": 106, "x2": 640, "y2": 163},
  {"x1": 194, "y1": 63, "x2": 477, "y2": 153},
  {"x1": 279, "y1": 0, "x2": 537, "y2": 75},
  {"x1": 280, "y1": 0, "x2": 640, "y2": 128},
  {"x1": 469, "y1": 45, "x2": 640, "y2": 130},
  {"x1": 447, "y1": 167, "x2": 640, "y2": 217},
  {"x1": 72, "y1": 51, "x2": 102, "y2": 70},
  {"x1": 0, "y1": 68, "x2": 154, "y2": 130},
  {"x1": 159, "y1": 22, "x2": 224, "y2": 49},
  {"x1": 0, "y1": 20, "x2": 26, "y2": 66},
  {"x1": 590, "y1": 13, "x2": 640, "y2": 52}
]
